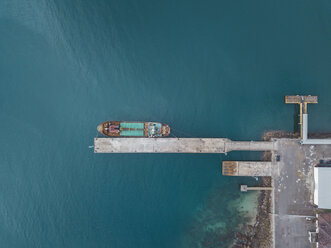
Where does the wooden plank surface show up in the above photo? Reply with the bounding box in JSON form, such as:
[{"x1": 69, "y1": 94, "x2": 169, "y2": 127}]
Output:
[{"x1": 285, "y1": 95, "x2": 318, "y2": 104}]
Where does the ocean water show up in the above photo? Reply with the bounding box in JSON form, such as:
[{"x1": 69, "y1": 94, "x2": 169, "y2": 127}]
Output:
[{"x1": 0, "y1": 1, "x2": 331, "y2": 247}]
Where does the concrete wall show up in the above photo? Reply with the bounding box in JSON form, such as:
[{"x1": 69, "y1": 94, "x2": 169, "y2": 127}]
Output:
[{"x1": 302, "y1": 114, "x2": 308, "y2": 141}]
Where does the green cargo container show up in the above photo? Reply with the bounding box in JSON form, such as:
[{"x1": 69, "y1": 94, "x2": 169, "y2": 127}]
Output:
[
  {"x1": 120, "y1": 122, "x2": 144, "y2": 129},
  {"x1": 120, "y1": 130, "x2": 144, "y2": 136}
]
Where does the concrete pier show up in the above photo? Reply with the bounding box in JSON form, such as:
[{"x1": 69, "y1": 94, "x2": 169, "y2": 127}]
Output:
[
  {"x1": 240, "y1": 185, "x2": 273, "y2": 192},
  {"x1": 222, "y1": 161, "x2": 277, "y2": 176},
  {"x1": 94, "y1": 138, "x2": 275, "y2": 153},
  {"x1": 225, "y1": 141, "x2": 275, "y2": 152}
]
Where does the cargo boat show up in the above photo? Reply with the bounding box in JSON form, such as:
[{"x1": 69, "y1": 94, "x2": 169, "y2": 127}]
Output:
[{"x1": 97, "y1": 121, "x2": 170, "y2": 137}]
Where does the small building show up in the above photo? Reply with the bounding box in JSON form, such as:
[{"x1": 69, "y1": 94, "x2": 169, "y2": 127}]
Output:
[{"x1": 314, "y1": 166, "x2": 331, "y2": 209}]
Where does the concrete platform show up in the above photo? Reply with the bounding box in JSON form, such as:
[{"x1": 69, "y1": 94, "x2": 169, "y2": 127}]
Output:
[
  {"x1": 272, "y1": 139, "x2": 319, "y2": 248},
  {"x1": 94, "y1": 138, "x2": 276, "y2": 153},
  {"x1": 222, "y1": 161, "x2": 278, "y2": 176},
  {"x1": 225, "y1": 141, "x2": 276, "y2": 152},
  {"x1": 240, "y1": 185, "x2": 273, "y2": 192}
]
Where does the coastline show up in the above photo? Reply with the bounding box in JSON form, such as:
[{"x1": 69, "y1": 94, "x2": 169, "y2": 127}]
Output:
[
  {"x1": 232, "y1": 131, "x2": 297, "y2": 248},
  {"x1": 232, "y1": 178, "x2": 272, "y2": 248}
]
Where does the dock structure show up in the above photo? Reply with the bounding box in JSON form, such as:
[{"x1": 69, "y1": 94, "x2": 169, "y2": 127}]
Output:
[
  {"x1": 285, "y1": 95, "x2": 318, "y2": 140},
  {"x1": 222, "y1": 161, "x2": 276, "y2": 176},
  {"x1": 94, "y1": 138, "x2": 276, "y2": 153},
  {"x1": 240, "y1": 185, "x2": 273, "y2": 192},
  {"x1": 285, "y1": 95, "x2": 331, "y2": 144},
  {"x1": 93, "y1": 95, "x2": 331, "y2": 248},
  {"x1": 285, "y1": 95, "x2": 318, "y2": 104}
]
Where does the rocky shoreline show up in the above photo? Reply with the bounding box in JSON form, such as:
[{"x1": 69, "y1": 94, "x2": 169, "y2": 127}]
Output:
[
  {"x1": 232, "y1": 178, "x2": 272, "y2": 248},
  {"x1": 232, "y1": 131, "x2": 297, "y2": 248}
]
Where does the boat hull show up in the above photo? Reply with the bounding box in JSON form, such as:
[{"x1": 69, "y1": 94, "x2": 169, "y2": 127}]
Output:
[{"x1": 97, "y1": 121, "x2": 170, "y2": 138}]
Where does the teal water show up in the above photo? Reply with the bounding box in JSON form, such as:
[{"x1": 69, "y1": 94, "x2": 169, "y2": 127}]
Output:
[{"x1": 1, "y1": 1, "x2": 331, "y2": 247}]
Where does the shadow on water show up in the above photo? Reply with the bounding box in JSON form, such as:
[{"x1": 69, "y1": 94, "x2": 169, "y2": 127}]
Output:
[{"x1": 293, "y1": 104, "x2": 300, "y2": 134}]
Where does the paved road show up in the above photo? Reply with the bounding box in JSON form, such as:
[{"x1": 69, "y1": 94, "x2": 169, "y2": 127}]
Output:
[{"x1": 273, "y1": 139, "x2": 317, "y2": 248}]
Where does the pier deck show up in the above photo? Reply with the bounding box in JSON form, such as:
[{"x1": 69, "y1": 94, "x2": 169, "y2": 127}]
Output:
[
  {"x1": 240, "y1": 185, "x2": 273, "y2": 192},
  {"x1": 285, "y1": 95, "x2": 318, "y2": 140},
  {"x1": 222, "y1": 161, "x2": 277, "y2": 176},
  {"x1": 94, "y1": 138, "x2": 275, "y2": 153},
  {"x1": 285, "y1": 95, "x2": 318, "y2": 104}
]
